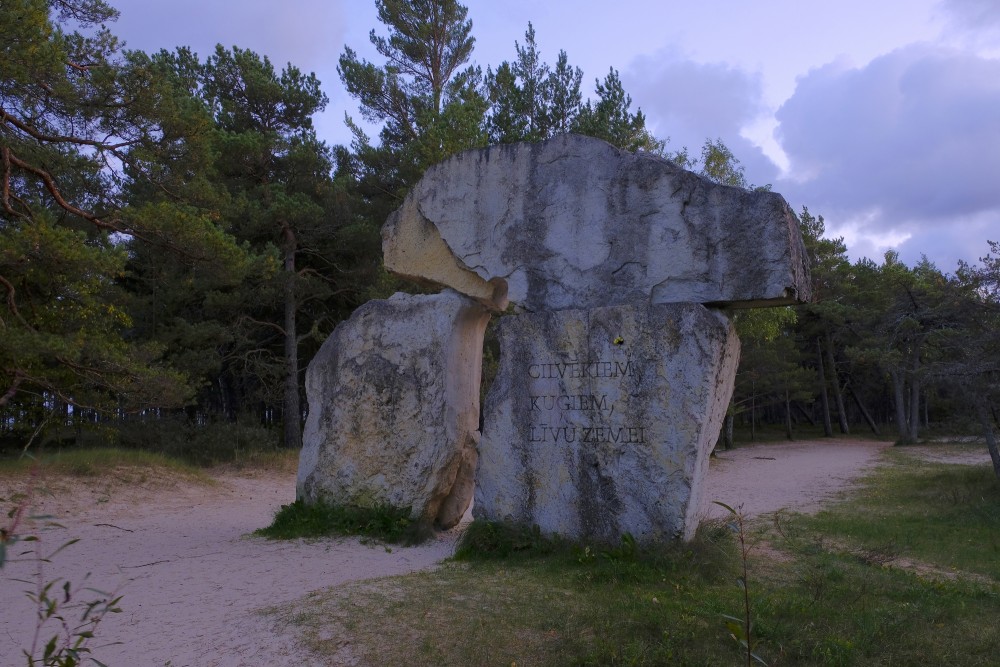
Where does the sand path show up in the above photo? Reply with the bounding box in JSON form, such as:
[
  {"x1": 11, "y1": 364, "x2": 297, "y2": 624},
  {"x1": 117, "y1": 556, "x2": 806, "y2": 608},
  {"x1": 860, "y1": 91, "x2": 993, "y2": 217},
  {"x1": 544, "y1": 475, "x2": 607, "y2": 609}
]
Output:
[
  {"x1": 1, "y1": 438, "x2": 991, "y2": 666},
  {"x1": 701, "y1": 438, "x2": 892, "y2": 519}
]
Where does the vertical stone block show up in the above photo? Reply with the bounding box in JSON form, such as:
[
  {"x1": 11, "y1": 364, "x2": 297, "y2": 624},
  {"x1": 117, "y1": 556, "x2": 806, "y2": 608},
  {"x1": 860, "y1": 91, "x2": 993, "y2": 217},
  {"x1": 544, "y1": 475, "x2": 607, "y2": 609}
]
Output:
[
  {"x1": 297, "y1": 290, "x2": 490, "y2": 529},
  {"x1": 475, "y1": 302, "x2": 739, "y2": 542}
]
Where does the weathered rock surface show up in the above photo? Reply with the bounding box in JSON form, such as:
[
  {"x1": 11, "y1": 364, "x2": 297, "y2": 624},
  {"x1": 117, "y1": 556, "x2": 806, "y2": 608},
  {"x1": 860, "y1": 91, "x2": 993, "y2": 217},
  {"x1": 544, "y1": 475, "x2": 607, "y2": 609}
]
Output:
[
  {"x1": 383, "y1": 133, "x2": 810, "y2": 312},
  {"x1": 381, "y1": 206, "x2": 510, "y2": 312},
  {"x1": 297, "y1": 290, "x2": 490, "y2": 529},
  {"x1": 475, "y1": 302, "x2": 740, "y2": 542}
]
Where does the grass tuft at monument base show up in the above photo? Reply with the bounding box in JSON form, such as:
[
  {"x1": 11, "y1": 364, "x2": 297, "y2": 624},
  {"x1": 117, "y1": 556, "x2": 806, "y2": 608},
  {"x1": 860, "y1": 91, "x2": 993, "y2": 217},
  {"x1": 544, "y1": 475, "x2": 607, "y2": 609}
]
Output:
[
  {"x1": 255, "y1": 498, "x2": 433, "y2": 545},
  {"x1": 265, "y1": 447, "x2": 1000, "y2": 666}
]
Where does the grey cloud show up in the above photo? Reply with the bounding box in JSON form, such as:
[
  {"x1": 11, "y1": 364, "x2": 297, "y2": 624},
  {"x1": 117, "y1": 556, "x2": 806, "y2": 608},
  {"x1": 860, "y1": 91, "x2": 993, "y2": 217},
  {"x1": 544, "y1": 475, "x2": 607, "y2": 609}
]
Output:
[
  {"x1": 623, "y1": 56, "x2": 779, "y2": 186},
  {"x1": 775, "y1": 44, "x2": 1000, "y2": 263},
  {"x1": 625, "y1": 56, "x2": 763, "y2": 147},
  {"x1": 114, "y1": 1, "x2": 347, "y2": 74},
  {"x1": 938, "y1": 0, "x2": 1000, "y2": 31},
  {"x1": 895, "y1": 213, "x2": 1000, "y2": 270},
  {"x1": 111, "y1": 1, "x2": 351, "y2": 145}
]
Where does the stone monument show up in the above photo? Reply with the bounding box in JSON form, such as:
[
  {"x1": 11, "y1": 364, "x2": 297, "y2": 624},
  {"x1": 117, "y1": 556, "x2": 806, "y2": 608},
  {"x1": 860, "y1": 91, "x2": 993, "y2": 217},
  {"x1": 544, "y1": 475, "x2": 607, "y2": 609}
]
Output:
[{"x1": 298, "y1": 134, "x2": 811, "y2": 542}]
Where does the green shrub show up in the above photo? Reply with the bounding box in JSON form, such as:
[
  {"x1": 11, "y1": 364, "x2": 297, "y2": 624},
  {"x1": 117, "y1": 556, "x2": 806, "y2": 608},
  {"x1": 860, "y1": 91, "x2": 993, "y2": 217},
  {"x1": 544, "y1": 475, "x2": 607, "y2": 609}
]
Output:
[
  {"x1": 82, "y1": 415, "x2": 281, "y2": 467},
  {"x1": 454, "y1": 520, "x2": 564, "y2": 560}
]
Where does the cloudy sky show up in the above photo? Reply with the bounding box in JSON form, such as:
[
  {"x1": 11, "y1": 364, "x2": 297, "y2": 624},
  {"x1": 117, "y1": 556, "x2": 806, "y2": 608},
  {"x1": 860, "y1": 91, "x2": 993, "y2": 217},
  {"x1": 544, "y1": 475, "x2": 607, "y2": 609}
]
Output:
[{"x1": 109, "y1": 0, "x2": 1000, "y2": 271}]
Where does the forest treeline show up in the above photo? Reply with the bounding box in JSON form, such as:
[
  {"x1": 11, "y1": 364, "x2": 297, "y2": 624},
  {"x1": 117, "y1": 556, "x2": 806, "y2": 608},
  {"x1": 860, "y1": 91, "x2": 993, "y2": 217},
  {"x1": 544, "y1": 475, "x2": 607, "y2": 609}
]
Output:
[{"x1": 1, "y1": 0, "x2": 998, "y2": 470}]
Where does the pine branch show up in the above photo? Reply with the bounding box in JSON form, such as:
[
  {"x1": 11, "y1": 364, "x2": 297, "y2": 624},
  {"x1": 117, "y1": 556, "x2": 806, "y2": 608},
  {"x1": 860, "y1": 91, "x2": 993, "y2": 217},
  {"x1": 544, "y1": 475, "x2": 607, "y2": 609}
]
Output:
[
  {"x1": 1, "y1": 110, "x2": 134, "y2": 150},
  {"x1": 0, "y1": 373, "x2": 24, "y2": 408},
  {"x1": 6, "y1": 150, "x2": 119, "y2": 231}
]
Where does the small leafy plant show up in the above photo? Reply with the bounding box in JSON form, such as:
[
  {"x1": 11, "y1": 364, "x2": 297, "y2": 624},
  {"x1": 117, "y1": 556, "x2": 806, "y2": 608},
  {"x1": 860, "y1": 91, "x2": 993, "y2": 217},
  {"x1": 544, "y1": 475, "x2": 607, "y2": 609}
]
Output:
[
  {"x1": 600, "y1": 532, "x2": 638, "y2": 562},
  {"x1": 714, "y1": 501, "x2": 768, "y2": 667},
  {"x1": 3, "y1": 473, "x2": 122, "y2": 667},
  {"x1": 21, "y1": 564, "x2": 123, "y2": 667}
]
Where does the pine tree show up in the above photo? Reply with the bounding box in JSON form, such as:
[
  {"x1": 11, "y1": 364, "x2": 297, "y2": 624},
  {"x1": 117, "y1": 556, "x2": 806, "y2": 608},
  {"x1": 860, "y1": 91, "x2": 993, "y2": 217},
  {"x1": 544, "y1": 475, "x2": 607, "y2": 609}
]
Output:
[
  {"x1": 0, "y1": 1, "x2": 234, "y2": 421},
  {"x1": 485, "y1": 23, "x2": 584, "y2": 144},
  {"x1": 572, "y1": 68, "x2": 663, "y2": 153},
  {"x1": 547, "y1": 51, "x2": 583, "y2": 135},
  {"x1": 954, "y1": 242, "x2": 1000, "y2": 474},
  {"x1": 485, "y1": 61, "x2": 524, "y2": 144},
  {"x1": 338, "y1": 0, "x2": 487, "y2": 211},
  {"x1": 127, "y1": 45, "x2": 373, "y2": 449}
]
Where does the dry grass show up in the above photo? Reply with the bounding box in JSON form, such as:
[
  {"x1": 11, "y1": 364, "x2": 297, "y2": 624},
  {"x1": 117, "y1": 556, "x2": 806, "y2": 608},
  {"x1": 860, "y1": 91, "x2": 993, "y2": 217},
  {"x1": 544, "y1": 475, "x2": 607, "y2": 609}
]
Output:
[
  {"x1": 259, "y1": 452, "x2": 1000, "y2": 666},
  {"x1": 266, "y1": 563, "x2": 621, "y2": 667}
]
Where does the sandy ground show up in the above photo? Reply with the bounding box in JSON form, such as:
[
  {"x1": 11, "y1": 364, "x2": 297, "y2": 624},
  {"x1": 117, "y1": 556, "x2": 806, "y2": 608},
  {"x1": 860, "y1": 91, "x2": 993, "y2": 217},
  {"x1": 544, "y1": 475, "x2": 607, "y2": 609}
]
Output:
[
  {"x1": 1, "y1": 438, "x2": 992, "y2": 666},
  {"x1": 701, "y1": 438, "x2": 892, "y2": 519}
]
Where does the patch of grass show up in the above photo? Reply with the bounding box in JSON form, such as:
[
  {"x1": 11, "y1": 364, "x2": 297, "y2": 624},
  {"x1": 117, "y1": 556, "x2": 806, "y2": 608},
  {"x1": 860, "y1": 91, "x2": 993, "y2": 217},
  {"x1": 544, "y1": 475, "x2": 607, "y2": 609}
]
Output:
[
  {"x1": 791, "y1": 450, "x2": 1000, "y2": 579},
  {"x1": 1, "y1": 436, "x2": 300, "y2": 481},
  {"x1": 2, "y1": 415, "x2": 292, "y2": 468},
  {"x1": 255, "y1": 499, "x2": 431, "y2": 545},
  {"x1": 268, "y1": 453, "x2": 1000, "y2": 666},
  {"x1": 211, "y1": 447, "x2": 300, "y2": 474},
  {"x1": 0, "y1": 447, "x2": 206, "y2": 480},
  {"x1": 270, "y1": 521, "x2": 741, "y2": 667},
  {"x1": 105, "y1": 416, "x2": 285, "y2": 467},
  {"x1": 454, "y1": 520, "x2": 568, "y2": 560}
]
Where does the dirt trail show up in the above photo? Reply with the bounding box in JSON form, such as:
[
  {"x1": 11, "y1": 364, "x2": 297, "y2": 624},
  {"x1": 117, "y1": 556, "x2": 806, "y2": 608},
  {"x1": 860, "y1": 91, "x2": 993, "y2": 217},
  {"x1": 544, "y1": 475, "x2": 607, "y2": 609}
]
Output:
[
  {"x1": 1, "y1": 470, "x2": 462, "y2": 666},
  {"x1": 1, "y1": 439, "x2": 990, "y2": 666},
  {"x1": 701, "y1": 438, "x2": 892, "y2": 519}
]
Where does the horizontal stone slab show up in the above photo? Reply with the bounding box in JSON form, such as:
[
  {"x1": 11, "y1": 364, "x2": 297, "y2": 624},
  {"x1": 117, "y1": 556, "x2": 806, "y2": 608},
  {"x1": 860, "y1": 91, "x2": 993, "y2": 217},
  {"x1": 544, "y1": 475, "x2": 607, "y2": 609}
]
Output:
[{"x1": 383, "y1": 134, "x2": 811, "y2": 312}]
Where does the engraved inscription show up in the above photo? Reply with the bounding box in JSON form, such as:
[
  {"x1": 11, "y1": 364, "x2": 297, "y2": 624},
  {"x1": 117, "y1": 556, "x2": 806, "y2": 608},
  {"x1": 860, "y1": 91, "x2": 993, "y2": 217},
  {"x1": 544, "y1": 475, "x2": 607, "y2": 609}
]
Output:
[
  {"x1": 528, "y1": 425, "x2": 646, "y2": 444},
  {"x1": 527, "y1": 360, "x2": 640, "y2": 380},
  {"x1": 529, "y1": 394, "x2": 610, "y2": 412},
  {"x1": 527, "y1": 357, "x2": 645, "y2": 445}
]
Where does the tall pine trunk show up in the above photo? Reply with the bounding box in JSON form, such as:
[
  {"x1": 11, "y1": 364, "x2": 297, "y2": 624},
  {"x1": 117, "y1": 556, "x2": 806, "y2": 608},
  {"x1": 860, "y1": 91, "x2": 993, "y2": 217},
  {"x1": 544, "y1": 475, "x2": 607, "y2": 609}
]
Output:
[
  {"x1": 890, "y1": 368, "x2": 908, "y2": 443},
  {"x1": 795, "y1": 402, "x2": 817, "y2": 426},
  {"x1": 721, "y1": 398, "x2": 735, "y2": 450},
  {"x1": 816, "y1": 338, "x2": 833, "y2": 437},
  {"x1": 977, "y1": 400, "x2": 1000, "y2": 479},
  {"x1": 908, "y1": 354, "x2": 920, "y2": 442},
  {"x1": 784, "y1": 389, "x2": 794, "y2": 440},
  {"x1": 847, "y1": 382, "x2": 881, "y2": 437},
  {"x1": 282, "y1": 225, "x2": 301, "y2": 450},
  {"x1": 824, "y1": 334, "x2": 850, "y2": 434}
]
